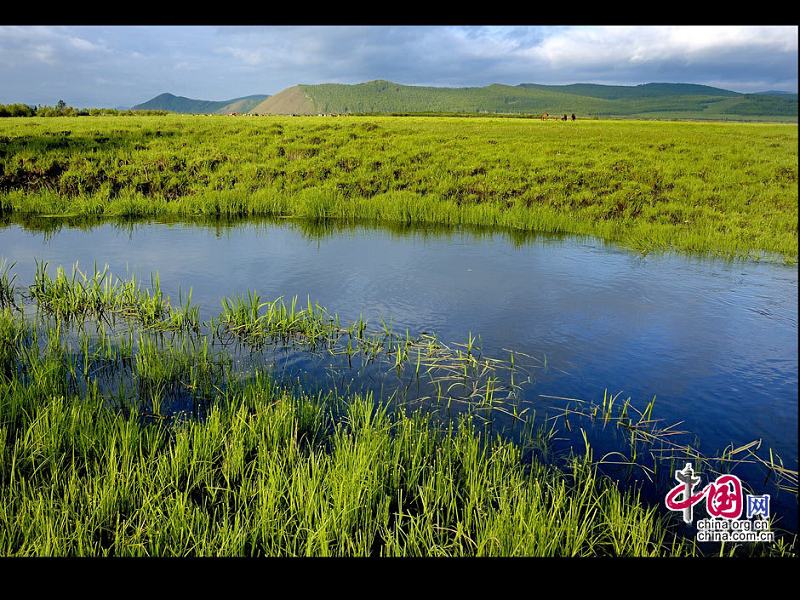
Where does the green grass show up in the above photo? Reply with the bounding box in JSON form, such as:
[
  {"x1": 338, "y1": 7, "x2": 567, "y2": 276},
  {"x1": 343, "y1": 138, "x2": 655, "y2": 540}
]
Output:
[
  {"x1": 219, "y1": 291, "x2": 343, "y2": 349},
  {"x1": 0, "y1": 378, "x2": 693, "y2": 555},
  {"x1": 0, "y1": 115, "x2": 796, "y2": 261},
  {"x1": 29, "y1": 261, "x2": 200, "y2": 333},
  {"x1": 0, "y1": 305, "x2": 703, "y2": 557}
]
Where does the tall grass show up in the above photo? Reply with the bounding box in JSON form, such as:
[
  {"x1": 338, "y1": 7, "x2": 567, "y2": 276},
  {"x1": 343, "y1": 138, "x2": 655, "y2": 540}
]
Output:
[
  {"x1": 0, "y1": 308, "x2": 700, "y2": 556},
  {"x1": 0, "y1": 116, "x2": 796, "y2": 261}
]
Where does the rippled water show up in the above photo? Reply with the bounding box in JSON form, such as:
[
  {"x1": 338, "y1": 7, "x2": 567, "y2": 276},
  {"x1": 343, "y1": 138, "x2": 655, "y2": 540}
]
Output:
[{"x1": 2, "y1": 217, "x2": 797, "y2": 530}]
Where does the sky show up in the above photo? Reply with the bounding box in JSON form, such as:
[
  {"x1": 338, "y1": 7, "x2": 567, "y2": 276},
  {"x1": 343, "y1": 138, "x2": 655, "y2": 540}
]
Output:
[{"x1": 0, "y1": 25, "x2": 797, "y2": 107}]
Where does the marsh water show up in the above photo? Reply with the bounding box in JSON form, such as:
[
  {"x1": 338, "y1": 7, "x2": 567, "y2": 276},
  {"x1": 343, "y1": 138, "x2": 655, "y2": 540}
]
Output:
[{"x1": 1, "y1": 217, "x2": 797, "y2": 532}]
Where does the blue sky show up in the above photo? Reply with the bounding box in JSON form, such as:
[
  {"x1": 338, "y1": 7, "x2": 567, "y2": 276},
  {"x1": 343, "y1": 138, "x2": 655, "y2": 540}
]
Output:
[{"x1": 0, "y1": 26, "x2": 796, "y2": 107}]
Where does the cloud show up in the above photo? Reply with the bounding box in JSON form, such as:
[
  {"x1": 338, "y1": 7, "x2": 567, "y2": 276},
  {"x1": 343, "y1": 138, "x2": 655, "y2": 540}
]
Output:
[
  {"x1": 68, "y1": 36, "x2": 102, "y2": 52},
  {"x1": 529, "y1": 26, "x2": 796, "y2": 68},
  {"x1": 0, "y1": 26, "x2": 106, "y2": 65},
  {"x1": 216, "y1": 46, "x2": 268, "y2": 66},
  {"x1": 0, "y1": 26, "x2": 796, "y2": 107}
]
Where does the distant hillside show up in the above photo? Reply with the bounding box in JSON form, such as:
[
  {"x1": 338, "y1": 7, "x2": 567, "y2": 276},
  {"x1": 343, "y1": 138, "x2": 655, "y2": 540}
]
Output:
[
  {"x1": 249, "y1": 81, "x2": 586, "y2": 115},
  {"x1": 252, "y1": 86, "x2": 315, "y2": 115},
  {"x1": 517, "y1": 82, "x2": 740, "y2": 99},
  {"x1": 133, "y1": 93, "x2": 270, "y2": 114},
  {"x1": 756, "y1": 90, "x2": 797, "y2": 96},
  {"x1": 248, "y1": 80, "x2": 797, "y2": 121}
]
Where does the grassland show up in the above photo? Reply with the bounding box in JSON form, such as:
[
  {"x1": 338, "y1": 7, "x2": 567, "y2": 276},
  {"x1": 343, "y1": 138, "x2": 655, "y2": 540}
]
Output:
[{"x1": 0, "y1": 115, "x2": 796, "y2": 261}]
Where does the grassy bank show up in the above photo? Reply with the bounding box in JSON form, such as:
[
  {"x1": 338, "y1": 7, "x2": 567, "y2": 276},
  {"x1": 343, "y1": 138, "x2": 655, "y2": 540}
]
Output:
[
  {"x1": 0, "y1": 116, "x2": 796, "y2": 261},
  {"x1": 0, "y1": 307, "x2": 699, "y2": 557}
]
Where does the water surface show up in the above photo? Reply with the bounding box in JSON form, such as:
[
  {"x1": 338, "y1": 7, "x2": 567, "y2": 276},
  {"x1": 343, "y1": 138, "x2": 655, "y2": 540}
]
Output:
[{"x1": 2, "y1": 218, "x2": 797, "y2": 529}]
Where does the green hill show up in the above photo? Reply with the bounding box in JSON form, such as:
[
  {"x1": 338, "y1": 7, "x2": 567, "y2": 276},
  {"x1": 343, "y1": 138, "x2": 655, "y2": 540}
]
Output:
[
  {"x1": 518, "y1": 82, "x2": 741, "y2": 99},
  {"x1": 133, "y1": 93, "x2": 270, "y2": 114},
  {"x1": 248, "y1": 80, "x2": 797, "y2": 121}
]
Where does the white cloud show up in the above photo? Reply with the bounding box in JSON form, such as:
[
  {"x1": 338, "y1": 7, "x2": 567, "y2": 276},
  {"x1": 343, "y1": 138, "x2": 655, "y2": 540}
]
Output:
[
  {"x1": 528, "y1": 26, "x2": 797, "y2": 68},
  {"x1": 216, "y1": 46, "x2": 268, "y2": 66},
  {"x1": 68, "y1": 36, "x2": 101, "y2": 52},
  {"x1": 0, "y1": 25, "x2": 108, "y2": 68},
  {"x1": 30, "y1": 44, "x2": 56, "y2": 64}
]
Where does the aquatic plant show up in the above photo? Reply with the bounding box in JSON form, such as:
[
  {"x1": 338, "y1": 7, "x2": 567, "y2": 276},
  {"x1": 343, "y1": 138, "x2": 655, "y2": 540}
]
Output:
[
  {"x1": 0, "y1": 307, "x2": 703, "y2": 556},
  {"x1": 0, "y1": 260, "x2": 17, "y2": 311},
  {"x1": 218, "y1": 292, "x2": 338, "y2": 349},
  {"x1": 29, "y1": 261, "x2": 199, "y2": 333}
]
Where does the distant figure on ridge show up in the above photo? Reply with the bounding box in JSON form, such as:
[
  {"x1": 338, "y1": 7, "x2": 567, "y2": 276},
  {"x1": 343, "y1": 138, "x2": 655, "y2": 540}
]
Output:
[
  {"x1": 562, "y1": 114, "x2": 567, "y2": 121},
  {"x1": 541, "y1": 112, "x2": 549, "y2": 121},
  {"x1": 571, "y1": 113, "x2": 576, "y2": 121}
]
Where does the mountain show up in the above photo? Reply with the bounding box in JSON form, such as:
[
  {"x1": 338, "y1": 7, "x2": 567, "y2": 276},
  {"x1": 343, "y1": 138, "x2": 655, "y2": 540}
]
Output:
[
  {"x1": 517, "y1": 82, "x2": 740, "y2": 99},
  {"x1": 251, "y1": 86, "x2": 315, "y2": 115},
  {"x1": 247, "y1": 80, "x2": 797, "y2": 121},
  {"x1": 133, "y1": 93, "x2": 270, "y2": 114}
]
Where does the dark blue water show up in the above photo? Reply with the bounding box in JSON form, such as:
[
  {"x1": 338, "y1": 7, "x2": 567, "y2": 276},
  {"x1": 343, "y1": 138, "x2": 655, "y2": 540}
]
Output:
[{"x1": 1, "y1": 218, "x2": 797, "y2": 531}]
